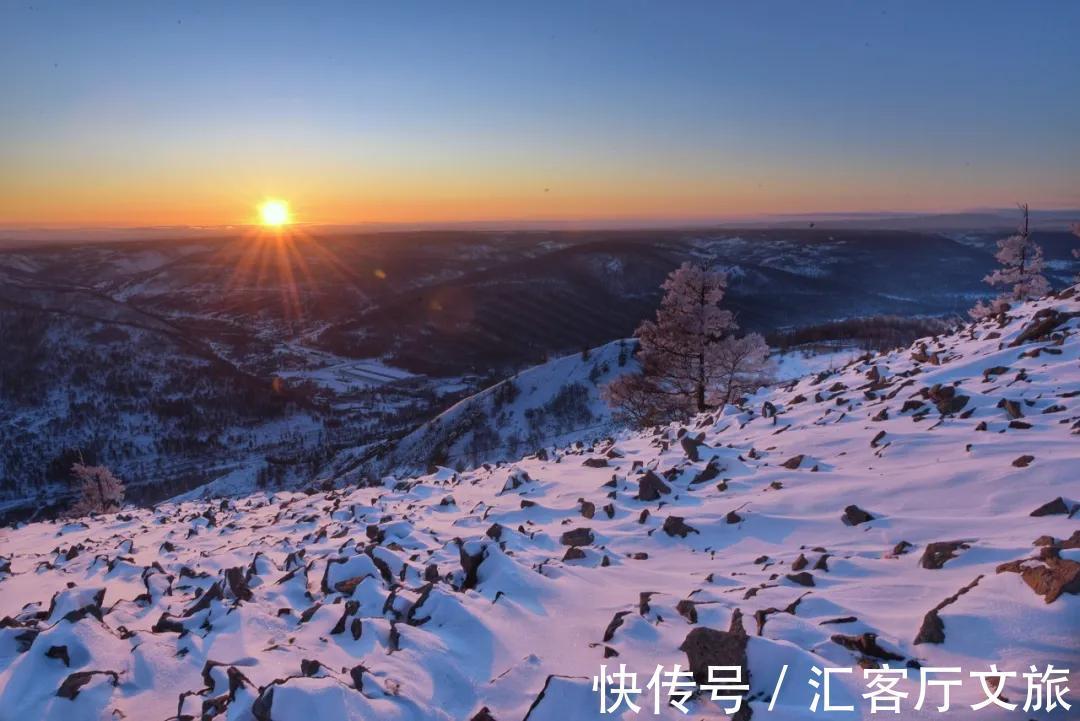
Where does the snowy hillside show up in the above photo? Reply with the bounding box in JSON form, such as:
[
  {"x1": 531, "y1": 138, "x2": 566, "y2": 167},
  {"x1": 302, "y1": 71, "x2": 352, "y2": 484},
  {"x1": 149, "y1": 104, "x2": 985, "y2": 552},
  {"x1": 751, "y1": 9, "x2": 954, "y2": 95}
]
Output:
[
  {"x1": 338, "y1": 339, "x2": 640, "y2": 476},
  {"x1": 0, "y1": 288, "x2": 1078, "y2": 720}
]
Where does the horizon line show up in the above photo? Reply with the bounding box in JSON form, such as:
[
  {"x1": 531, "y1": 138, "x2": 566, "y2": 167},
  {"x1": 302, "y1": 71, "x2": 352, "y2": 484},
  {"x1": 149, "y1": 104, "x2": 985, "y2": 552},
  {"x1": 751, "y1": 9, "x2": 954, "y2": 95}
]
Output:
[{"x1": 4, "y1": 206, "x2": 1080, "y2": 236}]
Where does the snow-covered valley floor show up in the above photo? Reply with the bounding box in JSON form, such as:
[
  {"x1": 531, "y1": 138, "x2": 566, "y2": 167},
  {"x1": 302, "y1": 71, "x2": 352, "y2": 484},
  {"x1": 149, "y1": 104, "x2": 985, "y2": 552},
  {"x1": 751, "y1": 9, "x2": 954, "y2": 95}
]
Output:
[{"x1": 1, "y1": 289, "x2": 1078, "y2": 720}]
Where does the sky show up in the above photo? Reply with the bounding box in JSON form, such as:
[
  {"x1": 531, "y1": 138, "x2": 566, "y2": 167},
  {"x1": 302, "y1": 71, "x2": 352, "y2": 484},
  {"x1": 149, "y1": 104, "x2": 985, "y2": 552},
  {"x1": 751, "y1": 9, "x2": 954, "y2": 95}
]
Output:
[{"x1": 1, "y1": 1, "x2": 1079, "y2": 228}]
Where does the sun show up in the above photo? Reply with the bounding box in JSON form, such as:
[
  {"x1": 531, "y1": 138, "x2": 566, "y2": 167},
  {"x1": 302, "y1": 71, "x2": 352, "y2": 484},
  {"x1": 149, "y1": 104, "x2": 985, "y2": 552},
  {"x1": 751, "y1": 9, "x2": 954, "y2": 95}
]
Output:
[{"x1": 258, "y1": 199, "x2": 291, "y2": 227}]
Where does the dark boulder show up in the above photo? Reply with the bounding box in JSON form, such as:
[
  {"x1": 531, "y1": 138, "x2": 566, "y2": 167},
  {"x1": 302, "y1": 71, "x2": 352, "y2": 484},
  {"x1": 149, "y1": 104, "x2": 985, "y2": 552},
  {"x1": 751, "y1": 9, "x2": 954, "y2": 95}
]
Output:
[
  {"x1": 560, "y1": 527, "x2": 594, "y2": 547},
  {"x1": 920, "y1": 541, "x2": 970, "y2": 570},
  {"x1": 662, "y1": 516, "x2": 699, "y2": 538},
  {"x1": 636, "y1": 470, "x2": 671, "y2": 502},
  {"x1": 780, "y1": 454, "x2": 804, "y2": 470},
  {"x1": 914, "y1": 609, "x2": 945, "y2": 645},
  {"x1": 841, "y1": 505, "x2": 874, "y2": 526},
  {"x1": 56, "y1": 670, "x2": 119, "y2": 700},
  {"x1": 1030, "y1": 497, "x2": 1071, "y2": 517},
  {"x1": 830, "y1": 632, "x2": 903, "y2": 661}
]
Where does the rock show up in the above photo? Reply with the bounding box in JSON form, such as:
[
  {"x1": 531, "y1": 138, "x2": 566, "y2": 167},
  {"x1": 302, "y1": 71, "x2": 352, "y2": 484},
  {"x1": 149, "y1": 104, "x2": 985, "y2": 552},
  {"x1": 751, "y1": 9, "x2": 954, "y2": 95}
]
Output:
[
  {"x1": 662, "y1": 516, "x2": 699, "y2": 538},
  {"x1": 562, "y1": 547, "x2": 586, "y2": 561},
  {"x1": 579, "y1": 501, "x2": 596, "y2": 519},
  {"x1": 786, "y1": 572, "x2": 815, "y2": 587},
  {"x1": 45, "y1": 645, "x2": 70, "y2": 667},
  {"x1": 636, "y1": 470, "x2": 671, "y2": 501},
  {"x1": 457, "y1": 542, "x2": 486, "y2": 591},
  {"x1": 330, "y1": 600, "x2": 360, "y2": 635},
  {"x1": 603, "y1": 611, "x2": 631, "y2": 642},
  {"x1": 820, "y1": 616, "x2": 858, "y2": 625},
  {"x1": 152, "y1": 613, "x2": 185, "y2": 634},
  {"x1": 725, "y1": 510, "x2": 742, "y2": 524},
  {"x1": 224, "y1": 566, "x2": 253, "y2": 602},
  {"x1": 913, "y1": 609, "x2": 945, "y2": 644},
  {"x1": 780, "y1": 454, "x2": 804, "y2": 470},
  {"x1": 926, "y1": 383, "x2": 964, "y2": 414},
  {"x1": 1060, "y1": 530, "x2": 1080, "y2": 550},
  {"x1": 582, "y1": 458, "x2": 608, "y2": 468},
  {"x1": 691, "y1": 461, "x2": 721, "y2": 485},
  {"x1": 913, "y1": 574, "x2": 983, "y2": 645},
  {"x1": 871, "y1": 430, "x2": 886, "y2": 448},
  {"x1": 935, "y1": 394, "x2": 969, "y2": 415},
  {"x1": 560, "y1": 527, "x2": 594, "y2": 547},
  {"x1": 501, "y1": 470, "x2": 531, "y2": 493},
  {"x1": 791, "y1": 553, "x2": 808, "y2": 571},
  {"x1": 830, "y1": 632, "x2": 903, "y2": 661},
  {"x1": 892, "y1": 541, "x2": 913, "y2": 556},
  {"x1": 471, "y1": 707, "x2": 497, "y2": 721},
  {"x1": 1009, "y1": 309, "x2": 1079, "y2": 346},
  {"x1": 842, "y1": 505, "x2": 874, "y2": 526},
  {"x1": 872, "y1": 408, "x2": 889, "y2": 422},
  {"x1": 679, "y1": 435, "x2": 701, "y2": 462},
  {"x1": 1030, "y1": 497, "x2": 1070, "y2": 517},
  {"x1": 56, "y1": 670, "x2": 119, "y2": 700},
  {"x1": 1012, "y1": 455, "x2": 1035, "y2": 468},
  {"x1": 997, "y1": 551, "x2": 1080, "y2": 603},
  {"x1": 1009, "y1": 420, "x2": 1032, "y2": 429},
  {"x1": 998, "y1": 399, "x2": 1023, "y2": 419},
  {"x1": 920, "y1": 541, "x2": 970, "y2": 570},
  {"x1": 901, "y1": 399, "x2": 924, "y2": 413},
  {"x1": 675, "y1": 599, "x2": 698, "y2": 624},
  {"x1": 679, "y1": 623, "x2": 751, "y2": 721},
  {"x1": 251, "y1": 685, "x2": 274, "y2": 721}
]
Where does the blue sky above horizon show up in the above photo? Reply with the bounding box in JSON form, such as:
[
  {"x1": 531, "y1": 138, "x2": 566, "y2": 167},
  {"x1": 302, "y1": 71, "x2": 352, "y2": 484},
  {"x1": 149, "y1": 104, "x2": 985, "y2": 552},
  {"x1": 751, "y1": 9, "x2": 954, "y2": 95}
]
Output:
[{"x1": 1, "y1": 1, "x2": 1078, "y2": 227}]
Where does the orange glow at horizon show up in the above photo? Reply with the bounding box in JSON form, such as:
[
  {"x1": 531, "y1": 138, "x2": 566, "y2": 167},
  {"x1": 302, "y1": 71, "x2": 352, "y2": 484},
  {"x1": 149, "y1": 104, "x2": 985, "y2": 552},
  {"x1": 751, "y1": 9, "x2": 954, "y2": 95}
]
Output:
[{"x1": 2, "y1": 166, "x2": 1075, "y2": 229}]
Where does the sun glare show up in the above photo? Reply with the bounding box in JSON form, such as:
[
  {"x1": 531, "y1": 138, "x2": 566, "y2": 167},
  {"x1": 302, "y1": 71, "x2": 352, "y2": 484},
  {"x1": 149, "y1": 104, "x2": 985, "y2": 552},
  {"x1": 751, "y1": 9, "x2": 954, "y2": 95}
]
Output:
[{"x1": 259, "y1": 199, "x2": 291, "y2": 226}]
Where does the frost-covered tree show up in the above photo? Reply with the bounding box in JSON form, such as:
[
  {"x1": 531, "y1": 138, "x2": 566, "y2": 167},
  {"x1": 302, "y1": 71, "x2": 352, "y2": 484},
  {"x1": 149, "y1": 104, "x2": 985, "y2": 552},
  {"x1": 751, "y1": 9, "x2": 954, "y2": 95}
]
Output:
[
  {"x1": 66, "y1": 463, "x2": 125, "y2": 517},
  {"x1": 970, "y1": 204, "x2": 1050, "y2": 319},
  {"x1": 604, "y1": 262, "x2": 772, "y2": 425}
]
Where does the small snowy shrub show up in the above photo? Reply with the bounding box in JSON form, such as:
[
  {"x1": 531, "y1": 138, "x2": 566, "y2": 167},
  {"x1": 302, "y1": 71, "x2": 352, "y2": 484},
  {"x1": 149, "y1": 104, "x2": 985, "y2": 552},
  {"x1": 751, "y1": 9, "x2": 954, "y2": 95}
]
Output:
[{"x1": 66, "y1": 463, "x2": 125, "y2": 517}]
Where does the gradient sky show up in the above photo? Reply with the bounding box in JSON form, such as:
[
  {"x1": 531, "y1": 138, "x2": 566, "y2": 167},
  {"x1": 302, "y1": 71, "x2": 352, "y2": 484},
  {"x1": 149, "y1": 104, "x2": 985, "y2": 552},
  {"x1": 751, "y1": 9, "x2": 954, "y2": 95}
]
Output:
[{"x1": 2, "y1": 1, "x2": 1079, "y2": 228}]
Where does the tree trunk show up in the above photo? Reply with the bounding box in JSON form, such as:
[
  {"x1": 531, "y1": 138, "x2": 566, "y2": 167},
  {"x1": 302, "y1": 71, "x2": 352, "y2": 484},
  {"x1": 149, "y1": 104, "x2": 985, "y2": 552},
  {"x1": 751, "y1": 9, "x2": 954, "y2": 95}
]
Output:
[{"x1": 696, "y1": 280, "x2": 707, "y2": 412}]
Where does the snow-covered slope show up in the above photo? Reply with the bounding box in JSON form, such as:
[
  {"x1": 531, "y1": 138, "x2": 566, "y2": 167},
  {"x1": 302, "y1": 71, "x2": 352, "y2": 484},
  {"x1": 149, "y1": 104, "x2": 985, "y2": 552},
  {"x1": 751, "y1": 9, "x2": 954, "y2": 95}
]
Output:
[
  {"x1": 347, "y1": 339, "x2": 639, "y2": 476},
  {"x1": 1, "y1": 289, "x2": 1078, "y2": 720}
]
